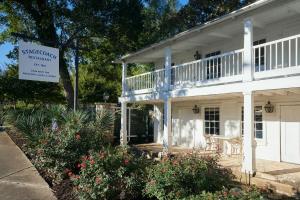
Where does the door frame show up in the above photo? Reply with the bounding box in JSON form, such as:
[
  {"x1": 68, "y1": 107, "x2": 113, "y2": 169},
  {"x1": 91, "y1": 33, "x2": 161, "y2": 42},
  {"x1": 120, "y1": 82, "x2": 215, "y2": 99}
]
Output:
[{"x1": 280, "y1": 104, "x2": 300, "y2": 163}]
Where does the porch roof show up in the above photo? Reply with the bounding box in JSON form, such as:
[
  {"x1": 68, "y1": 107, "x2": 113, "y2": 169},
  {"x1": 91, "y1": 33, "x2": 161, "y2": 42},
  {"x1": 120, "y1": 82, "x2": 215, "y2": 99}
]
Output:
[{"x1": 115, "y1": 0, "x2": 299, "y2": 64}]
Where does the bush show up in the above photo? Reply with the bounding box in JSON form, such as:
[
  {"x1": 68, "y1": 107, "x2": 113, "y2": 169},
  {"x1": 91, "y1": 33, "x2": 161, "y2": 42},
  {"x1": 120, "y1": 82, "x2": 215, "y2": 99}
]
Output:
[
  {"x1": 73, "y1": 147, "x2": 151, "y2": 200},
  {"x1": 145, "y1": 154, "x2": 235, "y2": 200},
  {"x1": 34, "y1": 109, "x2": 115, "y2": 182},
  {"x1": 182, "y1": 187, "x2": 264, "y2": 200}
]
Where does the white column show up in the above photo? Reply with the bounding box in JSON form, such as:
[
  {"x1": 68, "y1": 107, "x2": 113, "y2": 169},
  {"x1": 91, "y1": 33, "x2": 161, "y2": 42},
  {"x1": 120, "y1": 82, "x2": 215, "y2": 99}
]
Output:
[
  {"x1": 243, "y1": 18, "x2": 253, "y2": 82},
  {"x1": 163, "y1": 97, "x2": 172, "y2": 151},
  {"x1": 153, "y1": 104, "x2": 164, "y2": 144},
  {"x1": 120, "y1": 102, "x2": 127, "y2": 145},
  {"x1": 242, "y1": 91, "x2": 256, "y2": 174},
  {"x1": 164, "y1": 47, "x2": 172, "y2": 91},
  {"x1": 122, "y1": 62, "x2": 127, "y2": 96}
]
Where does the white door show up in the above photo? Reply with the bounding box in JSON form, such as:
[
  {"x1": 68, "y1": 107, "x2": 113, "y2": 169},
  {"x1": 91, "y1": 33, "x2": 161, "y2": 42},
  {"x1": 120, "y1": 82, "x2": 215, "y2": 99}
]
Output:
[
  {"x1": 179, "y1": 109, "x2": 195, "y2": 148},
  {"x1": 281, "y1": 105, "x2": 300, "y2": 164}
]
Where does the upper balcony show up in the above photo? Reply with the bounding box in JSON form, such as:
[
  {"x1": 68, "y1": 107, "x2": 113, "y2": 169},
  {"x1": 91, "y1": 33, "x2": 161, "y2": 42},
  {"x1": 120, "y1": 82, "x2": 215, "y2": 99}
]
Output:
[{"x1": 124, "y1": 34, "x2": 300, "y2": 96}]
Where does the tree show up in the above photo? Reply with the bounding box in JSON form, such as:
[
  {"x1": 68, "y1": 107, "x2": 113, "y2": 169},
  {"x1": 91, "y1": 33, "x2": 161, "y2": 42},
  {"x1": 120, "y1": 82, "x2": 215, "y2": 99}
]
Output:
[
  {"x1": 0, "y1": 0, "x2": 144, "y2": 106},
  {"x1": 0, "y1": 64, "x2": 65, "y2": 103}
]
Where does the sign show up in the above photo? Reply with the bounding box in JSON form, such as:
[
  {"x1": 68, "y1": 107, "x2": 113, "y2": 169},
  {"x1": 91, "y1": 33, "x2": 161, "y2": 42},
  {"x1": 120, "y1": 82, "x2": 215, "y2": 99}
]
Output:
[{"x1": 19, "y1": 41, "x2": 59, "y2": 82}]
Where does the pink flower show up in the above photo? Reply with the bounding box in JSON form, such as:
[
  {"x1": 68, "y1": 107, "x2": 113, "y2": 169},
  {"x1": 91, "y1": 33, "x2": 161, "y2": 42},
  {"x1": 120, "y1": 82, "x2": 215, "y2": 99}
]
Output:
[
  {"x1": 124, "y1": 159, "x2": 129, "y2": 165},
  {"x1": 90, "y1": 159, "x2": 95, "y2": 165},
  {"x1": 81, "y1": 163, "x2": 86, "y2": 169},
  {"x1": 75, "y1": 134, "x2": 81, "y2": 140},
  {"x1": 95, "y1": 177, "x2": 102, "y2": 184}
]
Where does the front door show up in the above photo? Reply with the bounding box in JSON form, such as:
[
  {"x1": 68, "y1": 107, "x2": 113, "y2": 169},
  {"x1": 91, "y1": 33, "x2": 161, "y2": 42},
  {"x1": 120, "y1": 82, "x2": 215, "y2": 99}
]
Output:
[
  {"x1": 179, "y1": 108, "x2": 195, "y2": 148},
  {"x1": 281, "y1": 105, "x2": 300, "y2": 164}
]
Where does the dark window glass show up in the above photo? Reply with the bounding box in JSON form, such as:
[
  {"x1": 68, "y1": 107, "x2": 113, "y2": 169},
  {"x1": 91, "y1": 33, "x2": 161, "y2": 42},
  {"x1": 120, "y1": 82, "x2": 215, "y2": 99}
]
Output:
[{"x1": 204, "y1": 107, "x2": 220, "y2": 135}]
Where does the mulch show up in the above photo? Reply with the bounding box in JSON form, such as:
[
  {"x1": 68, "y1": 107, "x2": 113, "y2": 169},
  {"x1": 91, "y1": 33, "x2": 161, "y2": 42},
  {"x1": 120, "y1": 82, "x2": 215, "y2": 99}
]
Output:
[{"x1": 6, "y1": 128, "x2": 78, "y2": 200}]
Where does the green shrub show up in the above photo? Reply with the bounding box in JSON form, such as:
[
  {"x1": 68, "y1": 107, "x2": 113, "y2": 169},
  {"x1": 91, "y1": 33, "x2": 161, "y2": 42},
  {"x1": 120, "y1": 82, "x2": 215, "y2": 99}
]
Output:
[
  {"x1": 73, "y1": 147, "x2": 151, "y2": 200},
  {"x1": 34, "y1": 109, "x2": 115, "y2": 182},
  {"x1": 145, "y1": 154, "x2": 235, "y2": 200},
  {"x1": 182, "y1": 186, "x2": 263, "y2": 200}
]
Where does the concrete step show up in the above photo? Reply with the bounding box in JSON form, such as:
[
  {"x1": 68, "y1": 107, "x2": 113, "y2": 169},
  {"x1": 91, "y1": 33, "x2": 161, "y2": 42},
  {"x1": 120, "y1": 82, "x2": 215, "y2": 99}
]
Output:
[
  {"x1": 256, "y1": 171, "x2": 278, "y2": 181},
  {"x1": 232, "y1": 169, "x2": 297, "y2": 197}
]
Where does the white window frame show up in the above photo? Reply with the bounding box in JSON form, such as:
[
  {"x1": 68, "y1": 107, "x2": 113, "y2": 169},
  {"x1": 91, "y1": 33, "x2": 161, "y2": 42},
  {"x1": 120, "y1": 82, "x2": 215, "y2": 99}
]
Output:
[{"x1": 204, "y1": 107, "x2": 220, "y2": 135}]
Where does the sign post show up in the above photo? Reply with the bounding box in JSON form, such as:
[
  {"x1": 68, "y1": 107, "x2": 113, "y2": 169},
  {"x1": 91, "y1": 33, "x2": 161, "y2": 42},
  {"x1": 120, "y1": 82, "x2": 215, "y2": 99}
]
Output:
[{"x1": 19, "y1": 41, "x2": 59, "y2": 82}]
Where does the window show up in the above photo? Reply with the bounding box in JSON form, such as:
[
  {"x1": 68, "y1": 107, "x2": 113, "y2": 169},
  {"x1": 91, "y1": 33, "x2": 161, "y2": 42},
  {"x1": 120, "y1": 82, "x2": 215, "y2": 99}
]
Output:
[
  {"x1": 254, "y1": 106, "x2": 263, "y2": 139},
  {"x1": 171, "y1": 63, "x2": 175, "y2": 85},
  {"x1": 241, "y1": 106, "x2": 263, "y2": 139},
  {"x1": 254, "y1": 39, "x2": 266, "y2": 72},
  {"x1": 204, "y1": 107, "x2": 220, "y2": 135},
  {"x1": 205, "y1": 51, "x2": 221, "y2": 80}
]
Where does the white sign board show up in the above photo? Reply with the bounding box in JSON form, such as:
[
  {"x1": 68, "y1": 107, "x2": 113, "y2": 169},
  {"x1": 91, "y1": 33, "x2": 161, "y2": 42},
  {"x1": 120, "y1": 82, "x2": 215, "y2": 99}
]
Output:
[{"x1": 19, "y1": 41, "x2": 59, "y2": 82}]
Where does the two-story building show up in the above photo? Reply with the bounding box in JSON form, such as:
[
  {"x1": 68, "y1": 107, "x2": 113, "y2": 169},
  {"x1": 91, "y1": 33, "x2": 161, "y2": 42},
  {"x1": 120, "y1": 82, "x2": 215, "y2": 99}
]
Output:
[{"x1": 117, "y1": 0, "x2": 300, "y2": 174}]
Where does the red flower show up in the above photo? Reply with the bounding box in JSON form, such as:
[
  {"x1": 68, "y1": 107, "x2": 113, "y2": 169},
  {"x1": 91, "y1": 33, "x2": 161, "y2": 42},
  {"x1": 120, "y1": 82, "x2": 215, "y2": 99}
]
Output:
[
  {"x1": 81, "y1": 162, "x2": 86, "y2": 169},
  {"x1": 75, "y1": 134, "x2": 81, "y2": 140},
  {"x1": 95, "y1": 177, "x2": 102, "y2": 184},
  {"x1": 77, "y1": 163, "x2": 81, "y2": 168},
  {"x1": 90, "y1": 159, "x2": 95, "y2": 165},
  {"x1": 64, "y1": 168, "x2": 71, "y2": 174},
  {"x1": 124, "y1": 159, "x2": 129, "y2": 165},
  {"x1": 68, "y1": 171, "x2": 73, "y2": 177}
]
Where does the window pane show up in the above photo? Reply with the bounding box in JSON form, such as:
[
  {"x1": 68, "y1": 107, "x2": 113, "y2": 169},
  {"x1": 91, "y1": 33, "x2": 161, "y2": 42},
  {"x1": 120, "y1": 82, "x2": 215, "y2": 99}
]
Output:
[{"x1": 255, "y1": 130, "x2": 263, "y2": 139}]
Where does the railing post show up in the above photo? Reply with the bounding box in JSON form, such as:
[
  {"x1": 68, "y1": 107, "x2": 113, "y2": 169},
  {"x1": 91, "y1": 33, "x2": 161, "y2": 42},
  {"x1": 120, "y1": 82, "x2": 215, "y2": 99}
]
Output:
[
  {"x1": 243, "y1": 18, "x2": 253, "y2": 82},
  {"x1": 122, "y1": 62, "x2": 127, "y2": 95},
  {"x1": 164, "y1": 47, "x2": 172, "y2": 91}
]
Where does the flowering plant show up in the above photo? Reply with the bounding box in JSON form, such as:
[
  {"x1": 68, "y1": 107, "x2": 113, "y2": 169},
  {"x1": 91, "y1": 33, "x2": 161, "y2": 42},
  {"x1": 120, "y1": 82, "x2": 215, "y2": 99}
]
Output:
[
  {"x1": 73, "y1": 147, "x2": 151, "y2": 200},
  {"x1": 145, "y1": 154, "x2": 235, "y2": 200}
]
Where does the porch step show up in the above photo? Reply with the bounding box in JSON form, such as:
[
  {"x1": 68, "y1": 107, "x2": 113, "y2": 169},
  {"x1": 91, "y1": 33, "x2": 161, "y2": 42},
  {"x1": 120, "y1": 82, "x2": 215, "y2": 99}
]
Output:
[
  {"x1": 256, "y1": 171, "x2": 278, "y2": 181},
  {"x1": 232, "y1": 169, "x2": 298, "y2": 197}
]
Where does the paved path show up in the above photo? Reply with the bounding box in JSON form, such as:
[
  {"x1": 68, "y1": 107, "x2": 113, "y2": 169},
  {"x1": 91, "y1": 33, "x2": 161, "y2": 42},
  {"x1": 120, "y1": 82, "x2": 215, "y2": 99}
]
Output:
[{"x1": 0, "y1": 132, "x2": 56, "y2": 200}]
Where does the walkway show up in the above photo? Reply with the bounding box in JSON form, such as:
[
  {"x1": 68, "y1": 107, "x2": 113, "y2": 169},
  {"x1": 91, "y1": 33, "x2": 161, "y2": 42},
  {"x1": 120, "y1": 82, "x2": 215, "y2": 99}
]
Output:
[{"x1": 0, "y1": 132, "x2": 56, "y2": 200}]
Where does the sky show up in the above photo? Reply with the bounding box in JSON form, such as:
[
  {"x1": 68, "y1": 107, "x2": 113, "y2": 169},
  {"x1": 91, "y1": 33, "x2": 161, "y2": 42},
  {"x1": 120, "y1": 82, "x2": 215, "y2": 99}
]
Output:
[{"x1": 0, "y1": 0, "x2": 189, "y2": 70}]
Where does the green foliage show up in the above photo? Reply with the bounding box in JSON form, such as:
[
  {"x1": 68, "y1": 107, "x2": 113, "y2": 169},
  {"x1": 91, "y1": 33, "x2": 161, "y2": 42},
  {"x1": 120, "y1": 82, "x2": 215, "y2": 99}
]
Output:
[
  {"x1": 0, "y1": 65, "x2": 65, "y2": 103},
  {"x1": 145, "y1": 155, "x2": 235, "y2": 200},
  {"x1": 182, "y1": 187, "x2": 264, "y2": 200},
  {"x1": 33, "y1": 108, "x2": 114, "y2": 182},
  {"x1": 0, "y1": 106, "x2": 6, "y2": 126},
  {"x1": 73, "y1": 147, "x2": 151, "y2": 200},
  {"x1": 7, "y1": 108, "x2": 51, "y2": 145}
]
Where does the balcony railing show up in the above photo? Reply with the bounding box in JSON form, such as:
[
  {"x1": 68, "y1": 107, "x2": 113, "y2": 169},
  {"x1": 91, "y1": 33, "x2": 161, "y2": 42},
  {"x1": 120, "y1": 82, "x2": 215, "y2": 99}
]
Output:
[
  {"x1": 125, "y1": 34, "x2": 300, "y2": 94},
  {"x1": 171, "y1": 49, "x2": 244, "y2": 88},
  {"x1": 126, "y1": 69, "x2": 164, "y2": 92},
  {"x1": 253, "y1": 34, "x2": 300, "y2": 79}
]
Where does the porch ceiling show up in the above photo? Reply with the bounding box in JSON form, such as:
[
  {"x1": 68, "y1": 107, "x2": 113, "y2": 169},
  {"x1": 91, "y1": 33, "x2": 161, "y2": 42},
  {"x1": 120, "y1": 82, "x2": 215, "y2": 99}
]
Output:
[{"x1": 118, "y1": 0, "x2": 300, "y2": 64}]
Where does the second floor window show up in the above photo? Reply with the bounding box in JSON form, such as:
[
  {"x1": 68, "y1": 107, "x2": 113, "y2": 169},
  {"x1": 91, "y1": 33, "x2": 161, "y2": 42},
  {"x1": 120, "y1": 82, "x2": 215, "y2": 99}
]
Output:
[
  {"x1": 254, "y1": 39, "x2": 266, "y2": 72},
  {"x1": 205, "y1": 51, "x2": 221, "y2": 80}
]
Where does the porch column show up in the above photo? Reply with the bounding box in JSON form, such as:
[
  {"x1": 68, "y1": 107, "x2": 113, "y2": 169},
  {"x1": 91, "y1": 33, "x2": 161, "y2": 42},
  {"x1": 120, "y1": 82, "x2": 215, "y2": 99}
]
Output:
[
  {"x1": 121, "y1": 62, "x2": 127, "y2": 95},
  {"x1": 120, "y1": 101, "x2": 127, "y2": 145},
  {"x1": 164, "y1": 47, "x2": 172, "y2": 91},
  {"x1": 243, "y1": 18, "x2": 253, "y2": 82},
  {"x1": 153, "y1": 104, "x2": 164, "y2": 144},
  {"x1": 242, "y1": 91, "x2": 256, "y2": 174},
  {"x1": 163, "y1": 97, "x2": 172, "y2": 151}
]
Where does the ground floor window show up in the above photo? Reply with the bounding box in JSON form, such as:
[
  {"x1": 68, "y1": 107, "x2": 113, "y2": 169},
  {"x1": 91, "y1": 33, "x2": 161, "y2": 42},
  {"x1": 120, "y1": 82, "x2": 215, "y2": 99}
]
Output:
[
  {"x1": 204, "y1": 107, "x2": 220, "y2": 135},
  {"x1": 241, "y1": 106, "x2": 263, "y2": 139}
]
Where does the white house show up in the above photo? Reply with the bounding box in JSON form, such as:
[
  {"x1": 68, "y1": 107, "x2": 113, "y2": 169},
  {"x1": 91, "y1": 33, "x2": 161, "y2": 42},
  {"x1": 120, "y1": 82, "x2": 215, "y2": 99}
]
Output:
[{"x1": 117, "y1": 0, "x2": 300, "y2": 174}]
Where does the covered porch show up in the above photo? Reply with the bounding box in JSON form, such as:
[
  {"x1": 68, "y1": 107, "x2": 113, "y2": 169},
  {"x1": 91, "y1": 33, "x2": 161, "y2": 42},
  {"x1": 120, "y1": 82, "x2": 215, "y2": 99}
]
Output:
[{"x1": 134, "y1": 142, "x2": 300, "y2": 196}]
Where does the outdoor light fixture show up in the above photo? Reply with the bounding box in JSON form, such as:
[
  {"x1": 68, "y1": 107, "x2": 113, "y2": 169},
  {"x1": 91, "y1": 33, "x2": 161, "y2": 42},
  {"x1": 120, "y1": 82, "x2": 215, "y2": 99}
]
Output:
[
  {"x1": 264, "y1": 101, "x2": 274, "y2": 113},
  {"x1": 192, "y1": 105, "x2": 200, "y2": 114},
  {"x1": 194, "y1": 51, "x2": 202, "y2": 60}
]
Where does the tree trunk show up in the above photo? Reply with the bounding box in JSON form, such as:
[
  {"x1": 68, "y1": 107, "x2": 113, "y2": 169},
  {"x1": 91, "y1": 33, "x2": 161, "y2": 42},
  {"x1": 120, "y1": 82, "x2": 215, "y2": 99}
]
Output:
[{"x1": 59, "y1": 52, "x2": 74, "y2": 108}]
